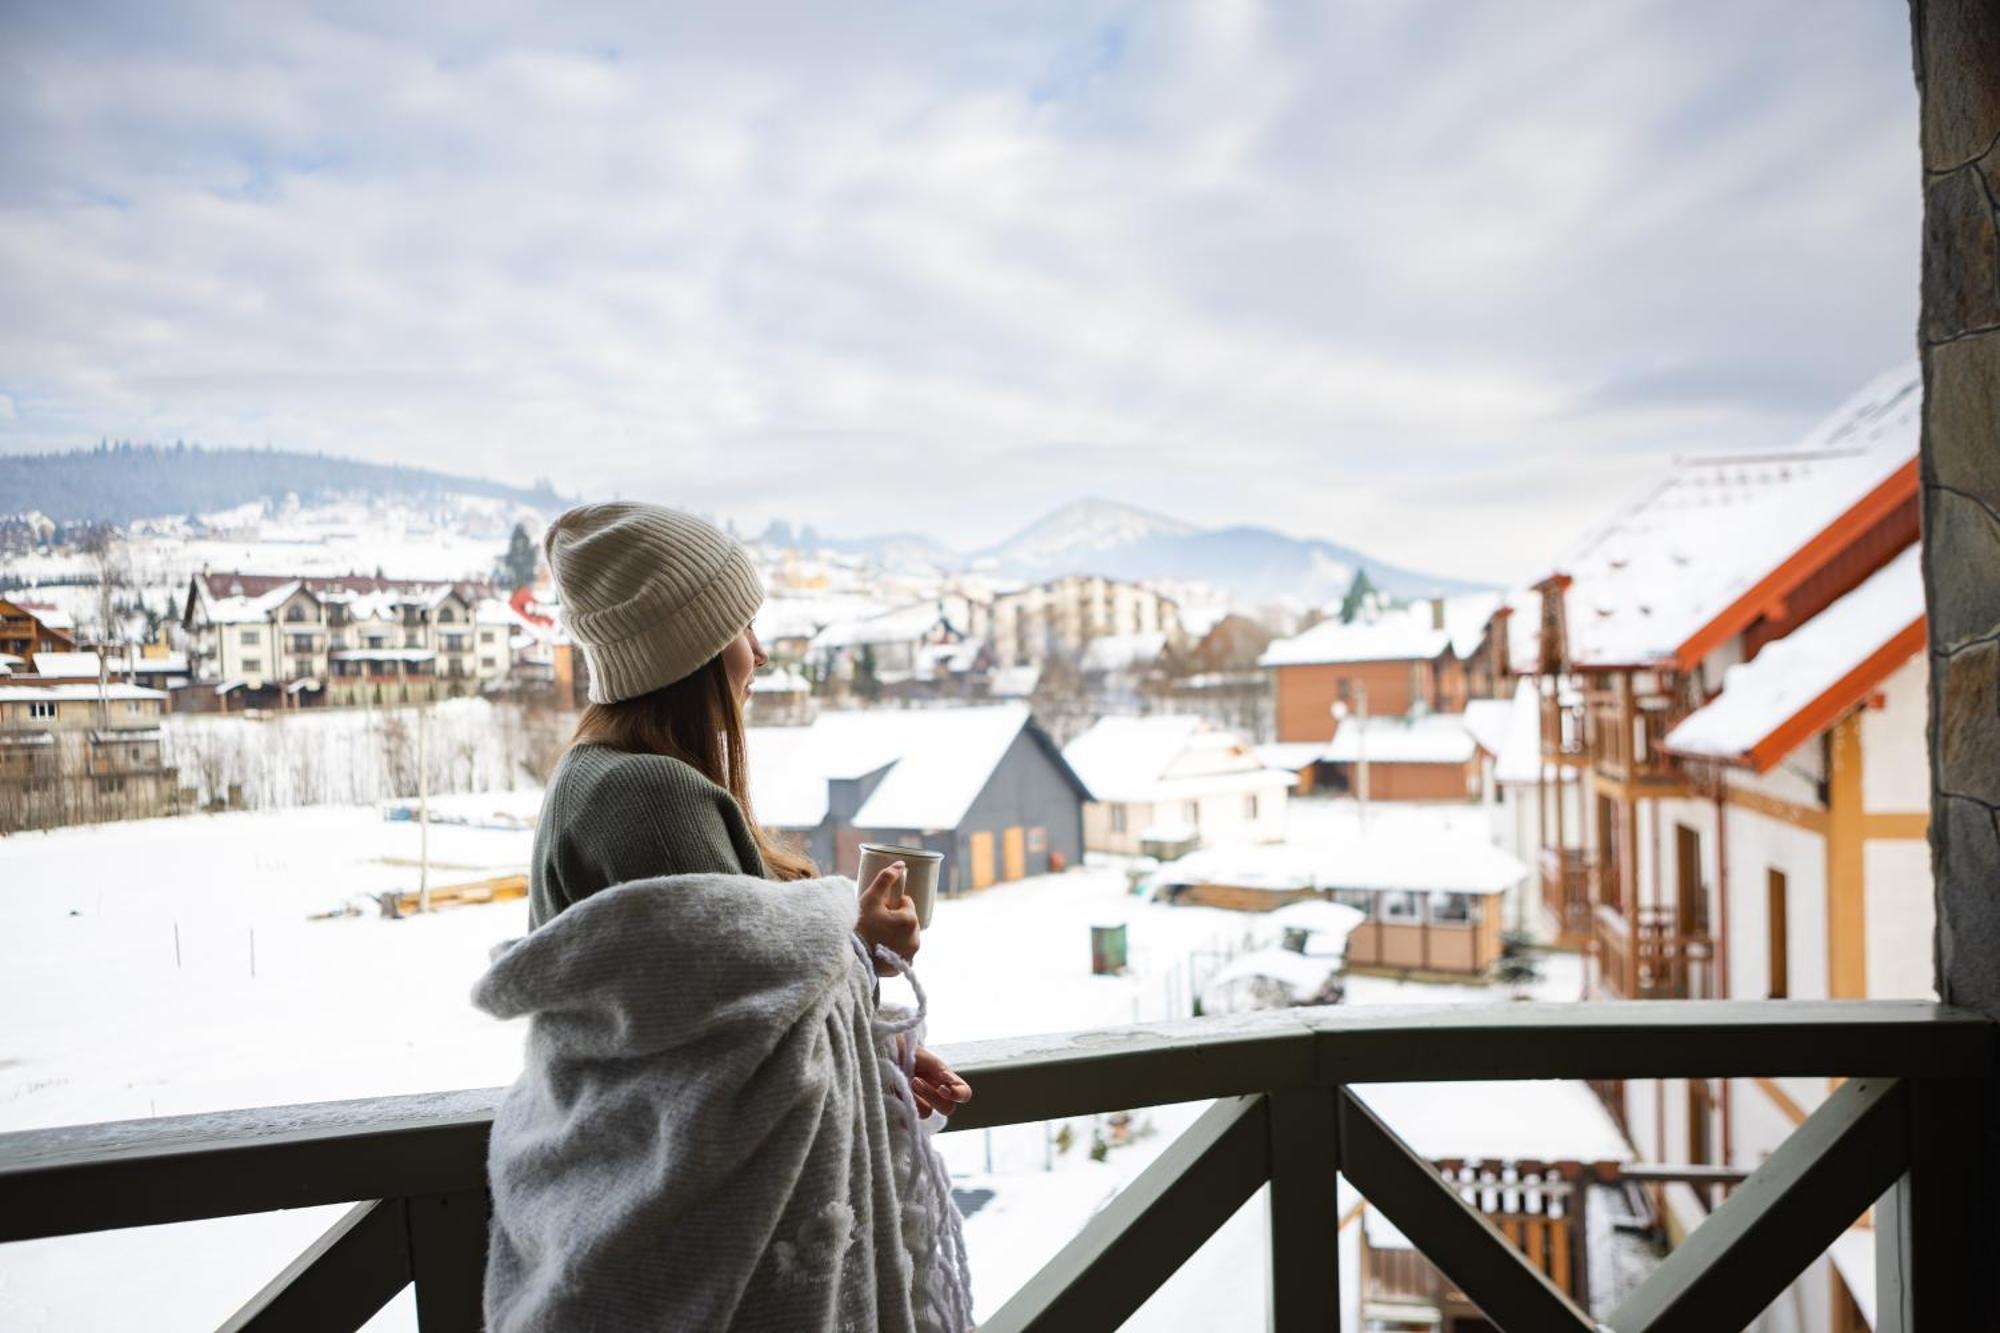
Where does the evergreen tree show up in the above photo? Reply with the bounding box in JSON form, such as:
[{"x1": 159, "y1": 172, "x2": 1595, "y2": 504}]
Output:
[
  {"x1": 499, "y1": 522, "x2": 539, "y2": 589},
  {"x1": 1338, "y1": 568, "x2": 1378, "y2": 623}
]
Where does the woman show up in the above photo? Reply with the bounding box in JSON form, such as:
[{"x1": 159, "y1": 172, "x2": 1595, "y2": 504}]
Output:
[{"x1": 476, "y1": 501, "x2": 973, "y2": 1332}]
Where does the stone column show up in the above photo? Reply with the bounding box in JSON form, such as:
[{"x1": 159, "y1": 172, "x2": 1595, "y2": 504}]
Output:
[{"x1": 1914, "y1": 0, "x2": 2000, "y2": 1021}]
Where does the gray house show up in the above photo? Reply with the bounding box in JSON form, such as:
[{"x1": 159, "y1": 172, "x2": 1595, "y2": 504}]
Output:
[{"x1": 748, "y1": 704, "x2": 1092, "y2": 894}]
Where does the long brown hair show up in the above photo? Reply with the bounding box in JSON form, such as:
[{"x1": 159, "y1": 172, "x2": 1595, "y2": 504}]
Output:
[{"x1": 566, "y1": 655, "x2": 817, "y2": 881}]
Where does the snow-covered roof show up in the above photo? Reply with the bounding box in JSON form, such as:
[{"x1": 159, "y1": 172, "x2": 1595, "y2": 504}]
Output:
[
  {"x1": 1459, "y1": 699, "x2": 1510, "y2": 758},
  {"x1": 0, "y1": 683, "x2": 164, "y2": 703},
  {"x1": 853, "y1": 705, "x2": 1051, "y2": 829},
  {"x1": 30, "y1": 652, "x2": 103, "y2": 678},
  {"x1": 1492, "y1": 679, "x2": 1549, "y2": 785},
  {"x1": 1545, "y1": 363, "x2": 1919, "y2": 670},
  {"x1": 1260, "y1": 594, "x2": 1500, "y2": 668},
  {"x1": 1064, "y1": 716, "x2": 1291, "y2": 804},
  {"x1": 1253, "y1": 742, "x2": 1326, "y2": 773},
  {"x1": 989, "y1": 665, "x2": 1040, "y2": 698},
  {"x1": 1662, "y1": 545, "x2": 1924, "y2": 770},
  {"x1": 811, "y1": 603, "x2": 949, "y2": 650},
  {"x1": 474, "y1": 597, "x2": 542, "y2": 634},
  {"x1": 207, "y1": 583, "x2": 305, "y2": 625},
  {"x1": 1263, "y1": 900, "x2": 1367, "y2": 943},
  {"x1": 748, "y1": 704, "x2": 1072, "y2": 831},
  {"x1": 1354, "y1": 1080, "x2": 1634, "y2": 1166},
  {"x1": 132, "y1": 653, "x2": 190, "y2": 674},
  {"x1": 1323, "y1": 714, "x2": 1477, "y2": 765},
  {"x1": 1080, "y1": 631, "x2": 1168, "y2": 674},
  {"x1": 12, "y1": 603, "x2": 74, "y2": 631},
  {"x1": 1160, "y1": 828, "x2": 1526, "y2": 896}
]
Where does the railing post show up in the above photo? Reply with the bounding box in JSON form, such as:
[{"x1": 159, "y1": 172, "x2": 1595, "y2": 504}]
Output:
[
  {"x1": 1265, "y1": 1086, "x2": 1340, "y2": 1331},
  {"x1": 1875, "y1": 1076, "x2": 1993, "y2": 1331},
  {"x1": 407, "y1": 1188, "x2": 489, "y2": 1332}
]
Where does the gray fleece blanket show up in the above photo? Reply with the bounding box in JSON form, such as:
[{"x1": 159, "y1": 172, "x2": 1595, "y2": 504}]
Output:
[{"x1": 472, "y1": 872, "x2": 971, "y2": 1332}]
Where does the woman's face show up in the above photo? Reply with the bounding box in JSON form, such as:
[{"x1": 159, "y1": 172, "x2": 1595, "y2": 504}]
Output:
[{"x1": 721, "y1": 627, "x2": 767, "y2": 705}]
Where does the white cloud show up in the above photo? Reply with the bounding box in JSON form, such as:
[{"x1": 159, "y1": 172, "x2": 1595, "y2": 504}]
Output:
[{"x1": 0, "y1": 0, "x2": 1922, "y2": 581}]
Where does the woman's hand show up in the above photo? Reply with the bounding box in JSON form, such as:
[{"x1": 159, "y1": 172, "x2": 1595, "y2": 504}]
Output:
[
  {"x1": 911, "y1": 1043, "x2": 972, "y2": 1118},
  {"x1": 857, "y1": 860, "x2": 921, "y2": 977}
]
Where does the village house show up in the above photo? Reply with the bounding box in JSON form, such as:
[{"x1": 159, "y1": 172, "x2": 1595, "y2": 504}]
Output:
[
  {"x1": 1322, "y1": 712, "x2": 1485, "y2": 802},
  {"x1": 0, "y1": 676, "x2": 179, "y2": 833},
  {"x1": 1521, "y1": 363, "x2": 1926, "y2": 1329},
  {"x1": 989, "y1": 573, "x2": 1182, "y2": 669},
  {"x1": 1258, "y1": 593, "x2": 1499, "y2": 745},
  {"x1": 1149, "y1": 822, "x2": 1527, "y2": 976},
  {"x1": 805, "y1": 601, "x2": 973, "y2": 697},
  {"x1": 746, "y1": 703, "x2": 1091, "y2": 893},
  {"x1": 1061, "y1": 714, "x2": 1293, "y2": 855},
  {"x1": 0, "y1": 597, "x2": 77, "y2": 661}
]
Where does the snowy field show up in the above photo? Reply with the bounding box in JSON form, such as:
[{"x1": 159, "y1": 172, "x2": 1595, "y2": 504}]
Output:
[{"x1": 0, "y1": 795, "x2": 1586, "y2": 1329}]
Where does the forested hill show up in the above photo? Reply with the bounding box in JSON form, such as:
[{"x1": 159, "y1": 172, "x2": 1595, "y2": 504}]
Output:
[{"x1": 0, "y1": 442, "x2": 565, "y2": 524}]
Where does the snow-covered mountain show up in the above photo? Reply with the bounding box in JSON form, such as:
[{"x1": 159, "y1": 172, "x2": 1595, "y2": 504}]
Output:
[
  {"x1": 754, "y1": 494, "x2": 1485, "y2": 609},
  {"x1": 978, "y1": 498, "x2": 1199, "y2": 569}
]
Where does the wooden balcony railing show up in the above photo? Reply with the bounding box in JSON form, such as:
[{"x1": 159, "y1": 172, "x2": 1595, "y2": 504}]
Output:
[
  {"x1": 1538, "y1": 847, "x2": 1595, "y2": 937},
  {"x1": 1595, "y1": 906, "x2": 1715, "y2": 1001},
  {"x1": 0, "y1": 1003, "x2": 1991, "y2": 1331}
]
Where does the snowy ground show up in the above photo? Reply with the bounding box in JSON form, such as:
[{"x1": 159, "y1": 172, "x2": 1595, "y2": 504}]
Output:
[{"x1": 0, "y1": 795, "x2": 1590, "y2": 1330}]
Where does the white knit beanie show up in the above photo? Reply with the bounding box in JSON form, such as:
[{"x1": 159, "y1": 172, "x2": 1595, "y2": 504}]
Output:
[{"x1": 542, "y1": 501, "x2": 765, "y2": 704}]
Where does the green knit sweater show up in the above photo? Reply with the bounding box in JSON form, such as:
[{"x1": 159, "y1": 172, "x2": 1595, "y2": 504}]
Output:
[{"x1": 530, "y1": 743, "x2": 769, "y2": 929}]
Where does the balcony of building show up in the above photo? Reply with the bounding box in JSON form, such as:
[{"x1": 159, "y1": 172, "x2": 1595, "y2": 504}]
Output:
[
  {"x1": 0, "y1": 1002, "x2": 1989, "y2": 1332},
  {"x1": 1538, "y1": 846, "x2": 1596, "y2": 942},
  {"x1": 1582, "y1": 679, "x2": 1689, "y2": 794},
  {"x1": 1593, "y1": 904, "x2": 1715, "y2": 1002}
]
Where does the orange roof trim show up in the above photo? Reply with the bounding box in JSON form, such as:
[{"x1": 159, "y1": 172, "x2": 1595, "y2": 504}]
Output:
[
  {"x1": 1674, "y1": 457, "x2": 1919, "y2": 672},
  {"x1": 1743, "y1": 616, "x2": 1927, "y2": 773}
]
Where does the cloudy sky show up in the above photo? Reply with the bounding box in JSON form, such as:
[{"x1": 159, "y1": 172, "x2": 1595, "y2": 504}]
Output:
[{"x1": 0, "y1": 1, "x2": 1920, "y2": 581}]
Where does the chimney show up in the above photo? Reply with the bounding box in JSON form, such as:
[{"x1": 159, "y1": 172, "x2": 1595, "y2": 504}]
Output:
[{"x1": 1429, "y1": 597, "x2": 1446, "y2": 631}]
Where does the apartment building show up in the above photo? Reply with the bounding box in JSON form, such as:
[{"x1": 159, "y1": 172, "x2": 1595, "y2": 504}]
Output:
[
  {"x1": 181, "y1": 572, "x2": 515, "y2": 706},
  {"x1": 1521, "y1": 364, "x2": 1924, "y2": 1332},
  {"x1": 989, "y1": 574, "x2": 1182, "y2": 669}
]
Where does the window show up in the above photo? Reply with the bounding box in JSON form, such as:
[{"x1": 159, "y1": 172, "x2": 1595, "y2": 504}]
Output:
[
  {"x1": 1767, "y1": 869, "x2": 1789, "y2": 999},
  {"x1": 1244, "y1": 794, "x2": 1259, "y2": 820},
  {"x1": 1027, "y1": 826, "x2": 1046, "y2": 853},
  {"x1": 1184, "y1": 801, "x2": 1200, "y2": 827},
  {"x1": 1110, "y1": 805, "x2": 1127, "y2": 834},
  {"x1": 481, "y1": 630, "x2": 496, "y2": 644},
  {"x1": 242, "y1": 657, "x2": 261, "y2": 673},
  {"x1": 367, "y1": 635, "x2": 386, "y2": 649},
  {"x1": 480, "y1": 657, "x2": 496, "y2": 670},
  {"x1": 438, "y1": 607, "x2": 456, "y2": 623},
  {"x1": 285, "y1": 604, "x2": 306, "y2": 623},
  {"x1": 29, "y1": 700, "x2": 56, "y2": 719},
  {"x1": 1428, "y1": 892, "x2": 1471, "y2": 923},
  {"x1": 1381, "y1": 891, "x2": 1420, "y2": 921},
  {"x1": 240, "y1": 629, "x2": 258, "y2": 645},
  {"x1": 294, "y1": 659, "x2": 312, "y2": 677}
]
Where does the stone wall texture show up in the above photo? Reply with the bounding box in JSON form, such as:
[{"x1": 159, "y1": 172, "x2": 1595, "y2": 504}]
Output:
[{"x1": 1916, "y1": 0, "x2": 2000, "y2": 1020}]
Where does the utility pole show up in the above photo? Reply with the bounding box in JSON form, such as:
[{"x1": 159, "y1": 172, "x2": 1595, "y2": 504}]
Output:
[
  {"x1": 417, "y1": 702, "x2": 431, "y2": 914},
  {"x1": 1355, "y1": 681, "x2": 1370, "y2": 831}
]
